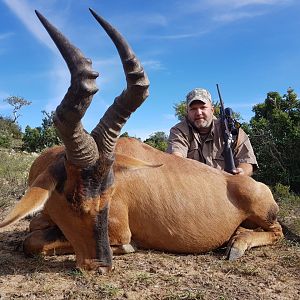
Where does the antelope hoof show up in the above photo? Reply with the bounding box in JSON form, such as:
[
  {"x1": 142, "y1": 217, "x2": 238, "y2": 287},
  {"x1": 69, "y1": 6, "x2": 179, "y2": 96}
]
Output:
[
  {"x1": 78, "y1": 259, "x2": 112, "y2": 273},
  {"x1": 96, "y1": 265, "x2": 112, "y2": 274},
  {"x1": 227, "y1": 246, "x2": 245, "y2": 260},
  {"x1": 111, "y1": 243, "x2": 136, "y2": 255}
]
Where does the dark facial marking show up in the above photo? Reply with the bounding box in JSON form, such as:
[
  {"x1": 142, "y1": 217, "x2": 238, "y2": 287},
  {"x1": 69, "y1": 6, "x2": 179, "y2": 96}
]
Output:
[
  {"x1": 80, "y1": 156, "x2": 114, "y2": 199},
  {"x1": 94, "y1": 203, "x2": 112, "y2": 266},
  {"x1": 66, "y1": 155, "x2": 114, "y2": 205},
  {"x1": 49, "y1": 152, "x2": 67, "y2": 193}
]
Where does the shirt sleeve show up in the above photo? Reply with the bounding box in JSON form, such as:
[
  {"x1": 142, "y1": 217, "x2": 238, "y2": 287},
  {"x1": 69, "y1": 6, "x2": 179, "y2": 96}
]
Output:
[
  {"x1": 234, "y1": 128, "x2": 258, "y2": 170},
  {"x1": 166, "y1": 126, "x2": 189, "y2": 157}
]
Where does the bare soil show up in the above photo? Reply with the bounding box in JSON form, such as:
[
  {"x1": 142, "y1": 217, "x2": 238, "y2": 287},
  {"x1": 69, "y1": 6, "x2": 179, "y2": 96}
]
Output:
[{"x1": 0, "y1": 213, "x2": 299, "y2": 300}]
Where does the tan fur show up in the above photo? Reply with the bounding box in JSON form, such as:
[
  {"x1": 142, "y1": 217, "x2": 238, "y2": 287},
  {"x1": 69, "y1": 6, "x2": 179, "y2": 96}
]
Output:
[
  {"x1": 0, "y1": 171, "x2": 56, "y2": 228},
  {"x1": 1, "y1": 137, "x2": 283, "y2": 266}
]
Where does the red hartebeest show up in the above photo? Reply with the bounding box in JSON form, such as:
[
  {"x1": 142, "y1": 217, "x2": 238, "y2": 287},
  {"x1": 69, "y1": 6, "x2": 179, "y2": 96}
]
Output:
[{"x1": 0, "y1": 9, "x2": 283, "y2": 273}]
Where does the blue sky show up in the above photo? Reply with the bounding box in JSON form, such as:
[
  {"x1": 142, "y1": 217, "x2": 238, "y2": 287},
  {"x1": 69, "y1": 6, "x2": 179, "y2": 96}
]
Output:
[{"x1": 0, "y1": 0, "x2": 299, "y2": 140}]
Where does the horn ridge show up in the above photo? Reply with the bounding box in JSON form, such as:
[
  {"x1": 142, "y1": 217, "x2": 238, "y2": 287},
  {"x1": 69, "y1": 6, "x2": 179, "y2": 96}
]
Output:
[
  {"x1": 89, "y1": 9, "x2": 149, "y2": 157},
  {"x1": 35, "y1": 10, "x2": 99, "y2": 166}
]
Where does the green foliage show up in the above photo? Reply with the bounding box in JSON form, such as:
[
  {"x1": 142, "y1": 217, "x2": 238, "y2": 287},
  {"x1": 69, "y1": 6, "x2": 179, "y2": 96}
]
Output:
[
  {"x1": 0, "y1": 116, "x2": 22, "y2": 148},
  {"x1": 249, "y1": 88, "x2": 300, "y2": 192},
  {"x1": 0, "y1": 135, "x2": 11, "y2": 148},
  {"x1": 22, "y1": 126, "x2": 42, "y2": 152},
  {"x1": 22, "y1": 111, "x2": 61, "y2": 152},
  {"x1": 119, "y1": 131, "x2": 142, "y2": 141},
  {"x1": 120, "y1": 131, "x2": 129, "y2": 138},
  {"x1": 273, "y1": 183, "x2": 292, "y2": 200},
  {"x1": 144, "y1": 131, "x2": 168, "y2": 151},
  {"x1": 272, "y1": 183, "x2": 300, "y2": 235},
  {"x1": 174, "y1": 100, "x2": 187, "y2": 121}
]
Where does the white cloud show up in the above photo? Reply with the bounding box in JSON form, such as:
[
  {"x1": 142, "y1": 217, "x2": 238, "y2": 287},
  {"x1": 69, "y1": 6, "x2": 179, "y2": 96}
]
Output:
[
  {"x1": 209, "y1": 0, "x2": 294, "y2": 24},
  {"x1": 44, "y1": 61, "x2": 70, "y2": 112},
  {"x1": 0, "y1": 32, "x2": 14, "y2": 40},
  {"x1": 213, "y1": 10, "x2": 265, "y2": 22},
  {"x1": 112, "y1": 12, "x2": 168, "y2": 31},
  {"x1": 0, "y1": 91, "x2": 10, "y2": 100},
  {"x1": 93, "y1": 56, "x2": 124, "y2": 88},
  {"x1": 42, "y1": 55, "x2": 125, "y2": 114},
  {"x1": 154, "y1": 32, "x2": 203, "y2": 40},
  {"x1": 201, "y1": 0, "x2": 292, "y2": 8},
  {"x1": 0, "y1": 103, "x2": 10, "y2": 111},
  {"x1": 163, "y1": 114, "x2": 176, "y2": 121},
  {"x1": 139, "y1": 13, "x2": 168, "y2": 27},
  {"x1": 230, "y1": 102, "x2": 257, "y2": 108},
  {"x1": 0, "y1": 94, "x2": 10, "y2": 111},
  {"x1": 2, "y1": 0, "x2": 58, "y2": 53},
  {"x1": 0, "y1": 32, "x2": 15, "y2": 56},
  {"x1": 169, "y1": 0, "x2": 286, "y2": 37},
  {"x1": 142, "y1": 60, "x2": 165, "y2": 71},
  {"x1": 176, "y1": 0, "x2": 293, "y2": 22}
]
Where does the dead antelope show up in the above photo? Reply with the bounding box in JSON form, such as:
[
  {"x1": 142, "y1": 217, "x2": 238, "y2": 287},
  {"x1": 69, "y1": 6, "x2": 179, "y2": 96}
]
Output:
[{"x1": 0, "y1": 9, "x2": 283, "y2": 273}]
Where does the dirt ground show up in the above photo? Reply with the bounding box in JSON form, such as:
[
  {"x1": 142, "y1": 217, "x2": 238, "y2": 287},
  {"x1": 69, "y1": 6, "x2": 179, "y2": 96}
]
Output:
[{"x1": 0, "y1": 215, "x2": 299, "y2": 300}]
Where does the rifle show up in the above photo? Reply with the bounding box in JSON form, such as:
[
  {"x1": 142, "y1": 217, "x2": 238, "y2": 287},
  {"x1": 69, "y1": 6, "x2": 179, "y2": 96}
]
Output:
[{"x1": 216, "y1": 84, "x2": 240, "y2": 174}]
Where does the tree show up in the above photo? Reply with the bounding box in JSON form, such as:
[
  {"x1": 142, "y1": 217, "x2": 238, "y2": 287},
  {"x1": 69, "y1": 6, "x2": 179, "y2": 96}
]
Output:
[
  {"x1": 248, "y1": 88, "x2": 300, "y2": 192},
  {"x1": 4, "y1": 96, "x2": 31, "y2": 123},
  {"x1": 144, "y1": 131, "x2": 168, "y2": 152},
  {"x1": 120, "y1": 131, "x2": 129, "y2": 138},
  {"x1": 22, "y1": 111, "x2": 61, "y2": 152},
  {"x1": 173, "y1": 100, "x2": 187, "y2": 121}
]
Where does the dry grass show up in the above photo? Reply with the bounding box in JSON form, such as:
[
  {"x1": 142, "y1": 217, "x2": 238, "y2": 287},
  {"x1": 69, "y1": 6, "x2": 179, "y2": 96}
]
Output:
[
  {"x1": 0, "y1": 149, "x2": 299, "y2": 300},
  {"x1": 0, "y1": 149, "x2": 36, "y2": 209}
]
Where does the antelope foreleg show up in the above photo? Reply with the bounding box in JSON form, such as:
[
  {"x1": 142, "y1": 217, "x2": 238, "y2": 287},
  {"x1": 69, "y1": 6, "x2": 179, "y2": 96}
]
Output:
[
  {"x1": 23, "y1": 226, "x2": 74, "y2": 256},
  {"x1": 226, "y1": 221, "x2": 283, "y2": 260}
]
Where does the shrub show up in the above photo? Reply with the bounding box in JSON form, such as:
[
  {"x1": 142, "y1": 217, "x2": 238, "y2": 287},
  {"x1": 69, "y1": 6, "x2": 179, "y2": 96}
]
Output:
[{"x1": 0, "y1": 116, "x2": 22, "y2": 148}]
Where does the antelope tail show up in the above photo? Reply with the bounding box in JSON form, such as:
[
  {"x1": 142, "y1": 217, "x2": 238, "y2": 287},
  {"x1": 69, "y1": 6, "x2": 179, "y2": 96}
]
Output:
[{"x1": 0, "y1": 173, "x2": 56, "y2": 229}]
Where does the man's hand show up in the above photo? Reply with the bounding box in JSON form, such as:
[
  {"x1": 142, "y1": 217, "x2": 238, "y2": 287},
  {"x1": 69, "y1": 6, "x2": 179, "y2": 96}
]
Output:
[
  {"x1": 232, "y1": 167, "x2": 245, "y2": 175},
  {"x1": 233, "y1": 163, "x2": 253, "y2": 176}
]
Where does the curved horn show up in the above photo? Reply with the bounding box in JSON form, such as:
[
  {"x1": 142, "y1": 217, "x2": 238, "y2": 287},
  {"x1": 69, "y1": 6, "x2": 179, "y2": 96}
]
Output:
[
  {"x1": 89, "y1": 9, "x2": 150, "y2": 158},
  {"x1": 35, "y1": 10, "x2": 99, "y2": 167}
]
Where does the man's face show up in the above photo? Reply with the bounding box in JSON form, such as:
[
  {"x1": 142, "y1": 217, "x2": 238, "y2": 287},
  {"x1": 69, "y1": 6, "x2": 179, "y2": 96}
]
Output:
[{"x1": 187, "y1": 100, "x2": 214, "y2": 130}]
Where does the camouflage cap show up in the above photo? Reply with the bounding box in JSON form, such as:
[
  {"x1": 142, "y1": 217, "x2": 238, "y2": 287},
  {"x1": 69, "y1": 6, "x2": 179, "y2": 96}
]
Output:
[{"x1": 186, "y1": 88, "x2": 212, "y2": 107}]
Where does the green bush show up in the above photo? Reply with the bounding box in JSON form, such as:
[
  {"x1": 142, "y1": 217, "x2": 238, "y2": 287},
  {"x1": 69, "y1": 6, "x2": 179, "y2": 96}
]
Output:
[
  {"x1": 249, "y1": 89, "x2": 300, "y2": 193},
  {"x1": 0, "y1": 134, "x2": 12, "y2": 148},
  {"x1": 22, "y1": 111, "x2": 61, "y2": 152},
  {"x1": 0, "y1": 116, "x2": 22, "y2": 148},
  {"x1": 144, "y1": 131, "x2": 168, "y2": 152}
]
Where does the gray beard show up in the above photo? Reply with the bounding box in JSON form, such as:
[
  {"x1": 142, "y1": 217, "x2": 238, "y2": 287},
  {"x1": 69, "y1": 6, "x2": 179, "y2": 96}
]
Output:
[{"x1": 190, "y1": 118, "x2": 213, "y2": 130}]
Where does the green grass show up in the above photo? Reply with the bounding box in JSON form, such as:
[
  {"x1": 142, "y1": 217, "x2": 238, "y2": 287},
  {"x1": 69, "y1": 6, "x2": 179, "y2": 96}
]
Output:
[{"x1": 273, "y1": 183, "x2": 300, "y2": 236}]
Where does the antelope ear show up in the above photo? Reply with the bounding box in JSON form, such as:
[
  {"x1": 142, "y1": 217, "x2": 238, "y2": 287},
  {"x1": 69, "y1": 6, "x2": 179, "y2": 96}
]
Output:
[
  {"x1": 114, "y1": 153, "x2": 163, "y2": 171},
  {"x1": 0, "y1": 172, "x2": 56, "y2": 229}
]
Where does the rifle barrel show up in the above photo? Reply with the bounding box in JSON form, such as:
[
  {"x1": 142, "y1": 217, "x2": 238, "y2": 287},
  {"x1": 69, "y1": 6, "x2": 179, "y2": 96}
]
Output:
[{"x1": 215, "y1": 83, "x2": 236, "y2": 174}]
